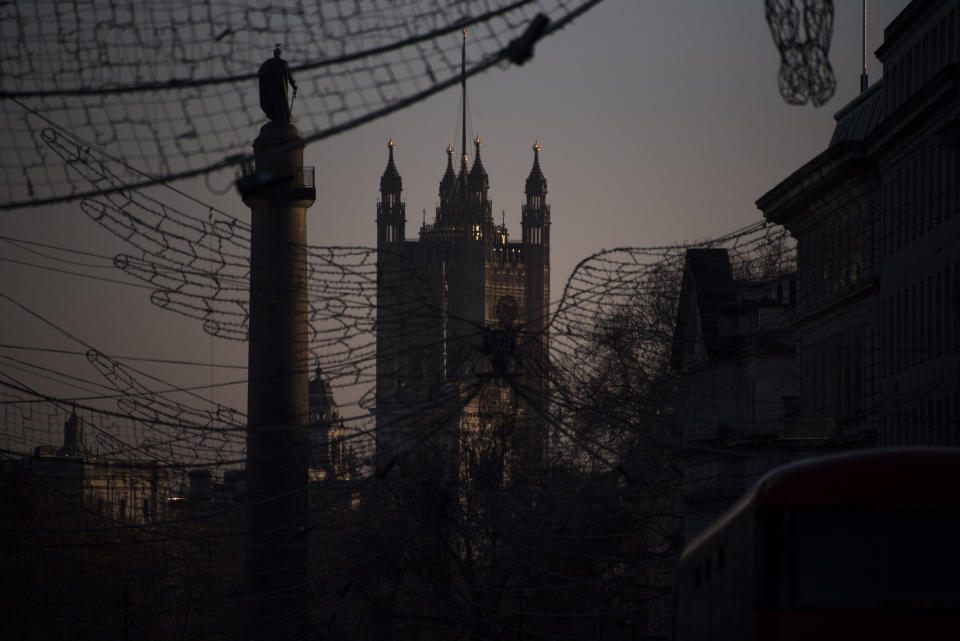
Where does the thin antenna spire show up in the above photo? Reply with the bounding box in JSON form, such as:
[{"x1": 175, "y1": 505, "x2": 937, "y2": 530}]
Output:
[
  {"x1": 460, "y1": 28, "x2": 467, "y2": 221},
  {"x1": 860, "y1": 0, "x2": 869, "y2": 94},
  {"x1": 461, "y1": 29, "x2": 468, "y2": 168}
]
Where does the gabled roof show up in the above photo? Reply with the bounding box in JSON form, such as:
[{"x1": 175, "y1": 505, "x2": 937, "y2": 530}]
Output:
[{"x1": 671, "y1": 248, "x2": 737, "y2": 369}]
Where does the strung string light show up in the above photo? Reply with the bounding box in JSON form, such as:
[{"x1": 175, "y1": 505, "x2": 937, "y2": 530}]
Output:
[{"x1": 0, "y1": 0, "x2": 601, "y2": 209}]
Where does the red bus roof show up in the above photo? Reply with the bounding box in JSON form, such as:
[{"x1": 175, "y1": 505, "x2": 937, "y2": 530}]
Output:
[
  {"x1": 755, "y1": 448, "x2": 960, "y2": 509},
  {"x1": 682, "y1": 448, "x2": 960, "y2": 562}
]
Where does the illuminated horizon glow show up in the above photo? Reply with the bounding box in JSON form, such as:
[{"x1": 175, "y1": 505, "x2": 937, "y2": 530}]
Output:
[{"x1": 0, "y1": 0, "x2": 911, "y2": 444}]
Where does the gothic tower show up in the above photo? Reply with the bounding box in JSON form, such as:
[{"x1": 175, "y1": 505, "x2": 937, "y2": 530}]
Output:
[
  {"x1": 374, "y1": 135, "x2": 551, "y2": 484},
  {"x1": 374, "y1": 138, "x2": 412, "y2": 472}
]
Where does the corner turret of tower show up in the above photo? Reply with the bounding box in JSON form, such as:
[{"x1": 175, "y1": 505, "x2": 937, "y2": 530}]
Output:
[
  {"x1": 467, "y1": 135, "x2": 489, "y2": 194},
  {"x1": 439, "y1": 142, "x2": 457, "y2": 201},
  {"x1": 380, "y1": 138, "x2": 402, "y2": 195},
  {"x1": 525, "y1": 140, "x2": 547, "y2": 197},
  {"x1": 378, "y1": 138, "x2": 405, "y2": 243}
]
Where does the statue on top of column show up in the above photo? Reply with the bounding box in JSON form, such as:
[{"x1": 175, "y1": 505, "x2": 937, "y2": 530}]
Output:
[{"x1": 258, "y1": 45, "x2": 298, "y2": 123}]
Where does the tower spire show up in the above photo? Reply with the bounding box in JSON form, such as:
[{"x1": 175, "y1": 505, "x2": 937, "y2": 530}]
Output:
[
  {"x1": 380, "y1": 137, "x2": 402, "y2": 194},
  {"x1": 526, "y1": 140, "x2": 547, "y2": 196},
  {"x1": 439, "y1": 142, "x2": 456, "y2": 203},
  {"x1": 468, "y1": 134, "x2": 488, "y2": 194},
  {"x1": 461, "y1": 29, "x2": 468, "y2": 199}
]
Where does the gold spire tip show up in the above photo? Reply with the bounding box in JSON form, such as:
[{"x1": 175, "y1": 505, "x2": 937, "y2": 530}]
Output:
[
  {"x1": 474, "y1": 135, "x2": 482, "y2": 147},
  {"x1": 533, "y1": 140, "x2": 540, "y2": 152},
  {"x1": 388, "y1": 137, "x2": 395, "y2": 149}
]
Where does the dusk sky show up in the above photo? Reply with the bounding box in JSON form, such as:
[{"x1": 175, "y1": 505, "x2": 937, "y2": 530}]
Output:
[{"x1": 1, "y1": 0, "x2": 911, "y2": 451}]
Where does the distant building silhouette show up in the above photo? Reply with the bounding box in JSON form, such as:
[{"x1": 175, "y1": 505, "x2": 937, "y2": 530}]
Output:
[
  {"x1": 20, "y1": 411, "x2": 170, "y2": 524},
  {"x1": 375, "y1": 137, "x2": 551, "y2": 485},
  {"x1": 1, "y1": 411, "x2": 246, "y2": 641},
  {"x1": 58, "y1": 409, "x2": 85, "y2": 457},
  {"x1": 308, "y1": 364, "x2": 351, "y2": 481},
  {"x1": 757, "y1": 0, "x2": 960, "y2": 446}
]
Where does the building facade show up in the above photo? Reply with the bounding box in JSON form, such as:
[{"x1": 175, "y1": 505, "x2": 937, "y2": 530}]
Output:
[
  {"x1": 375, "y1": 137, "x2": 551, "y2": 485},
  {"x1": 24, "y1": 412, "x2": 170, "y2": 524},
  {"x1": 671, "y1": 248, "x2": 852, "y2": 539},
  {"x1": 757, "y1": 0, "x2": 960, "y2": 447}
]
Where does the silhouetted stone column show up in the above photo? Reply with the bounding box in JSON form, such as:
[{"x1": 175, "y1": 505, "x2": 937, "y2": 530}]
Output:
[{"x1": 242, "y1": 120, "x2": 315, "y2": 640}]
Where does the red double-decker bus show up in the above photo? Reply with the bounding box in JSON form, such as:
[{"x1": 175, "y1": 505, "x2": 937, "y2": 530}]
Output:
[{"x1": 674, "y1": 448, "x2": 960, "y2": 640}]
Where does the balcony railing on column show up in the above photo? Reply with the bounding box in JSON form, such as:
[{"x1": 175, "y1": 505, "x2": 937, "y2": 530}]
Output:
[{"x1": 239, "y1": 162, "x2": 315, "y2": 199}]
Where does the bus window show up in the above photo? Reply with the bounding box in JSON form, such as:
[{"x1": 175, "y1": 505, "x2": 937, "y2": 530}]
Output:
[{"x1": 759, "y1": 509, "x2": 960, "y2": 611}]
